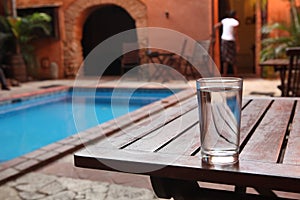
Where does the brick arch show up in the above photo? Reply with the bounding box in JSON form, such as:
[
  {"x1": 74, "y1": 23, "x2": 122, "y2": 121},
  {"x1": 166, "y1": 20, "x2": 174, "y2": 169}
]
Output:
[{"x1": 64, "y1": 0, "x2": 147, "y2": 77}]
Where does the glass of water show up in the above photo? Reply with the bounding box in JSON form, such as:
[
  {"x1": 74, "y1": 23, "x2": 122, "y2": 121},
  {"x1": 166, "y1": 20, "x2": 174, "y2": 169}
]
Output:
[{"x1": 196, "y1": 77, "x2": 243, "y2": 165}]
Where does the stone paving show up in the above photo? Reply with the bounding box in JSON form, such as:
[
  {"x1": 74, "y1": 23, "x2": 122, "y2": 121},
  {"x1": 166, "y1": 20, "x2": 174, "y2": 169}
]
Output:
[
  {"x1": 0, "y1": 77, "x2": 282, "y2": 200},
  {"x1": 0, "y1": 172, "x2": 159, "y2": 200}
]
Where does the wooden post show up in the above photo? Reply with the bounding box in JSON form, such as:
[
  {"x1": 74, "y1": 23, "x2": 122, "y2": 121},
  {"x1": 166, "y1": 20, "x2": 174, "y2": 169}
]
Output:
[
  {"x1": 255, "y1": 0, "x2": 262, "y2": 77},
  {"x1": 11, "y1": 0, "x2": 17, "y2": 18},
  {"x1": 213, "y1": 0, "x2": 221, "y2": 71}
]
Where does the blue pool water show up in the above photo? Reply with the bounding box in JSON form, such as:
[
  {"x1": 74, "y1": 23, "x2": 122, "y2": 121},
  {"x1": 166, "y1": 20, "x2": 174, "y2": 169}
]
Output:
[{"x1": 0, "y1": 88, "x2": 177, "y2": 162}]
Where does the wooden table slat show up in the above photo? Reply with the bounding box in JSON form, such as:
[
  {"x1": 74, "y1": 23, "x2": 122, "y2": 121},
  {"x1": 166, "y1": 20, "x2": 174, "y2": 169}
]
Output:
[
  {"x1": 93, "y1": 97, "x2": 197, "y2": 149},
  {"x1": 240, "y1": 99, "x2": 294, "y2": 162},
  {"x1": 259, "y1": 59, "x2": 289, "y2": 66},
  {"x1": 157, "y1": 119, "x2": 200, "y2": 156},
  {"x1": 74, "y1": 148, "x2": 300, "y2": 193},
  {"x1": 125, "y1": 108, "x2": 199, "y2": 152},
  {"x1": 241, "y1": 99, "x2": 251, "y2": 108},
  {"x1": 240, "y1": 99, "x2": 272, "y2": 146},
  {"x1": 283, "y1": 100, "x2": 300, "y2": 165}
]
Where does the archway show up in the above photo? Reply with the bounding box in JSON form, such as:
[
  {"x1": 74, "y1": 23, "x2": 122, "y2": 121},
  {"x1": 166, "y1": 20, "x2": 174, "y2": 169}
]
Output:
[
  {"x1": 82, "y1": 5, "x2": 137, "y2": 75},
  {"x1": 64, "y1": 0, "x2": 147, "y2": 77}
]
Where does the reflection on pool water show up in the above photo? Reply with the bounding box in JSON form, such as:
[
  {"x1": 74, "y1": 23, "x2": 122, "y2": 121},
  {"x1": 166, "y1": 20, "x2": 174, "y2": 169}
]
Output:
[{"x1": 0, "y1": 88, "x2": 178, "y2": 162}]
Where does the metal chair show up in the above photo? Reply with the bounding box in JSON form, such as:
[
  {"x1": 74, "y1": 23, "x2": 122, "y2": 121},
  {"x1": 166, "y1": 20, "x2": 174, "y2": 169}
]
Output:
[
  {"x1": 169, "y1": 38, "x2": 188, "y2": 73},
  {"x1": 184, "y1": 40, "x2": 211, "y2": 79},
  {"x1": 284, "y1": 47, "x2": 300, "y2": 97},
  {"x1": 121, "y1": 42, "x2": 140, "y2": 75},
  {"x1": 146, "y1": 38, "x2": 188, "y2": 82}
]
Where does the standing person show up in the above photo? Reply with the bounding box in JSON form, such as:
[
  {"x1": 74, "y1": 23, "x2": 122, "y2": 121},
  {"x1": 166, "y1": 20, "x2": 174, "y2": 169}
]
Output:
[
  {"x1": 0, "y1": 54, "x2": 10, "y2": 90},
  {"x1": 215, "y1": 10, "x2": 240, "y2": 76},
  {"x1": 0, "y1": 35, "x2": 10, "y2": 90},
  {"x1": 0, "y1": 67, "x2": 10, "y2": 90}
]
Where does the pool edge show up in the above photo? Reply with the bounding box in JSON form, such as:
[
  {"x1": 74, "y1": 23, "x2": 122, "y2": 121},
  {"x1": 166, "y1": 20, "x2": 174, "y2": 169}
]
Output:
[{"x1": 0, "y1": 88, "x2": 196, "y2": 185}]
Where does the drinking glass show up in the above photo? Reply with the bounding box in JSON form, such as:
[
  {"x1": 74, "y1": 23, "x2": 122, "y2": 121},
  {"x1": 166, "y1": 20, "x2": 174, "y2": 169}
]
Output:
[{"x1": 196, "y1": 77, "x2": 243, "y2": 165}]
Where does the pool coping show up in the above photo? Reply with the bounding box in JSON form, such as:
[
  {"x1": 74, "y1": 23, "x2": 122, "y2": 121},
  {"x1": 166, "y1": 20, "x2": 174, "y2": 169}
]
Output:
[
  {"x1": 0, "y1": 86, "x2": 196, "y2": 185},
  {"x1": 0, "y1": 86, "x2": 71, "y2": 104}
]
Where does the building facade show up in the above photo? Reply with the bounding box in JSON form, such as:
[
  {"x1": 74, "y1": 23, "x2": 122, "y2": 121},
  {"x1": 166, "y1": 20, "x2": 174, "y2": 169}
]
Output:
[{"x1": 1, "y1": 0, "x2": 298, "y2": 78}]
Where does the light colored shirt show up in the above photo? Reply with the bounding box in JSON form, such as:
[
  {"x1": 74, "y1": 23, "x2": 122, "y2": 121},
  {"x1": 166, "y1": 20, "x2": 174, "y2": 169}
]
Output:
[{"x1": 221, "y1": 18, "x2": 239, "y2": 41}]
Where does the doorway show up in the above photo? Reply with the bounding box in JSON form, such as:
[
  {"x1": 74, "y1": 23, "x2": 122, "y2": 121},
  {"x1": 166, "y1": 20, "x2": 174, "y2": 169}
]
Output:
[
  {"x1": 82, "y1": 5, "x2": 137, "y2": 76},
  {"x1": 218, "y1": 0, "x2": 256, "y2": 75}
]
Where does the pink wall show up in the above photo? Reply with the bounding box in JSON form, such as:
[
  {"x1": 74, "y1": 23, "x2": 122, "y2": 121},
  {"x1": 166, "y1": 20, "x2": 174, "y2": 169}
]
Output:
[
  {"x1": 144, "y1": 0, "x2": 212, "y2": 40},
  {"x1": 4, "y1": 0, "x2": 300, "y2": 78},
  {"x1": 267, "y1": 0, "x2": 300, "y2": 24},
  {"x1": 268, "y1": 0, "x2": 291, "y2": 24},
  {"x1": 11, "y1": 0, "x2": 213, "y2": 78},
  {"x1": 267, "y1": 0, "x2": 300, "y2": 39}
]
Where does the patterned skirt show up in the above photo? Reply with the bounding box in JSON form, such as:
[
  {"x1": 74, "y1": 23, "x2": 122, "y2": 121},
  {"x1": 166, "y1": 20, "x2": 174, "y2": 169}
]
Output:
[{"x1": 221, "y1": 40, "x2": 237, "y2": 65}]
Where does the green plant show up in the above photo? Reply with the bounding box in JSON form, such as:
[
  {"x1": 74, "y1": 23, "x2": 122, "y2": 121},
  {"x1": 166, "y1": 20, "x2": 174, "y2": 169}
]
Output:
[
  {"x1": 1, "y1": 13, "x2": 51, "y2": 53},
  {"x1": 0, "y1": 11, "x2": 51, "y2": 78},
  {"x1": 260, "y1": 0, "x2": 300, "y2": 61}
]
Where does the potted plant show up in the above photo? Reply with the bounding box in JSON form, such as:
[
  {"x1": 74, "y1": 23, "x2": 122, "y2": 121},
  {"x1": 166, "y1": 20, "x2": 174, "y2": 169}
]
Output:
[
  {"x1": 0, "y1": 4, "x2": 51, "y2": 82},
  {"x1": 260, "y1": 0, "x2": 300, "y2": 61}
]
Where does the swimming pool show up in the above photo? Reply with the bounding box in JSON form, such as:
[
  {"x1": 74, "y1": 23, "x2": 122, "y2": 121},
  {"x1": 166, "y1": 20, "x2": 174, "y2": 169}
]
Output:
[{"x1": 0, "y1": 88, "x2": 178, "y2": 162}]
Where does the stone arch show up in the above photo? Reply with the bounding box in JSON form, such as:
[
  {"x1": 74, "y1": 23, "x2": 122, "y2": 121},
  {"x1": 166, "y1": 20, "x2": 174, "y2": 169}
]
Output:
[{"x1": 64, "y1": 0, "x2": 147, "y2": 77}]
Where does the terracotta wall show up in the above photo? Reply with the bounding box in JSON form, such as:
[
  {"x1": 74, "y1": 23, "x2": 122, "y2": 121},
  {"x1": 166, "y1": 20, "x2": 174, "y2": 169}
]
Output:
[
  {"x1": 4, "y1": 0, "x2": 300, "y2": 78},
  {"x1": 267, "y1": 0, "x2": 300, "y2": 24},
  {"x1": 265, "y1": 0, "x2": 300, "y2": 41},
  {"x1": 268, "y1": 0, "x2": 291, "y2": 24},
  {"x1": 12, "y1": 0, "x2": 212, "y2": 78},
  {"x1": 141, "y1": 0, "x2": 212, "y2": 63},
  {"x1": 144, "y1": 0, "x2": 212, "y2": 40}
]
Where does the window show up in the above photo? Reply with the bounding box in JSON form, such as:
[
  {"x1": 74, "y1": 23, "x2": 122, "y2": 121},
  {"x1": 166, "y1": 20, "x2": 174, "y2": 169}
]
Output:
[{"x1": 17, "y1": 6, "x2": 60, "y2": 39}]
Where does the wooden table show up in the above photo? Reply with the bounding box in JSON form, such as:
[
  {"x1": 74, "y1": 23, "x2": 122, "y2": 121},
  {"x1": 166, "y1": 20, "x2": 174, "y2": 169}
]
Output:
[
  {"x1": 74, "y1": 94, "x2": 300, "y2": 199},
  {"x1": 259, "y1": 59, "x2": 289, "y2": 96}
]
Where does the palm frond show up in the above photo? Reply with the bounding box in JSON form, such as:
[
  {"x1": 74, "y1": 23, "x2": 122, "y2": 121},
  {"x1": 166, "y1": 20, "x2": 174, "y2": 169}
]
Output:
[
  {"x1": 0, "y1": 16, "x2": 11, "y2": 33},
  {"x1": 261, "y1": 22, "x2": 289, "y2": 34},
  {"x1": 261, "y1": 36, "x2": 293, "y2": 47},
  {"x1": 260, "y1": 0, "x2": 300, "y2": 60}
]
